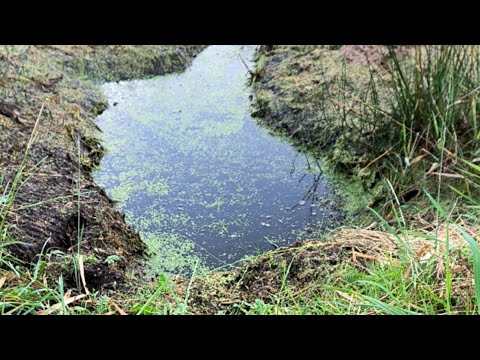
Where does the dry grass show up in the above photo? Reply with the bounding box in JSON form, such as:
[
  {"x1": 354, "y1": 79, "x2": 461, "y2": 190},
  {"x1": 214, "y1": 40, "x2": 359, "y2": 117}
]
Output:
[{"x1": 166, "y1": 223, "x2": 479, "y2": 314}]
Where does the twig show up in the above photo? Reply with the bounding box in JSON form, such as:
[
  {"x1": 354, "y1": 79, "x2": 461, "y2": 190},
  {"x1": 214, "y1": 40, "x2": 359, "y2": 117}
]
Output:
[{"x1": 238, "y1": 53, "x2": 254, "y2": 76}]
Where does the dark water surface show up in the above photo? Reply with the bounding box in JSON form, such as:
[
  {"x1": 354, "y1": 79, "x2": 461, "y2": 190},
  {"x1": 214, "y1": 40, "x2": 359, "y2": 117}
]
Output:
[{"x1": 94, "y1": 45, "x2": 339, "y2": 274}]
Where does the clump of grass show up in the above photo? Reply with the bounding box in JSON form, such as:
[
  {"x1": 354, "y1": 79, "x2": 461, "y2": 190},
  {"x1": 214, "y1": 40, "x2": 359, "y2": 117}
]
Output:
[
  {"x1": 235, "y1": 190, "x2": 479, "y2": 315},
  {"x1": 3, "y1": 45, "x2": 480, "y2": 315},
  {"x1": 382, "y1": 46, "x2": 479, "y2": 198},
  {"x1": 361, "y1": 47, "x2": 480, "y2": 208}
]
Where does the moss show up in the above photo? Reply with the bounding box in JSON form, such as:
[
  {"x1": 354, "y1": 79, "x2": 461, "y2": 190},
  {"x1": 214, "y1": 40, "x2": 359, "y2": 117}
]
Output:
[
  {"x1": 94, "y1": 45, "x2": 343, "y2": 276},
  {"x1": 252, "y1": 46, "x2": 391, "y2": 175},
  {"x1": 0, "y1": 45, "x2": 206, "y2": 290}
]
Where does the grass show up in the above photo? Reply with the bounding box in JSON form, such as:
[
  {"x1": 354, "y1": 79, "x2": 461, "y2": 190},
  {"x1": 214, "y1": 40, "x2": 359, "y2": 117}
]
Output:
[
  {"x1": 235, "y1": 45, "x2": 480, "y2": 315},
  {"x1": 2, "y1": 45, "x2": 480, "y2": 315},
  {"x1": 0, "y1": 101, "x2": 191, "y2": 315},
  {"x1": 234, "y1": 225, "x2": 478, "y2": 315}
]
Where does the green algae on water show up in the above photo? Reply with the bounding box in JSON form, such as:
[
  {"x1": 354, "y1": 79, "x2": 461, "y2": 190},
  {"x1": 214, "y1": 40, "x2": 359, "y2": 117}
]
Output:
[{"x1": 94, "y1": 46, "x2": 342, "y2": 275}]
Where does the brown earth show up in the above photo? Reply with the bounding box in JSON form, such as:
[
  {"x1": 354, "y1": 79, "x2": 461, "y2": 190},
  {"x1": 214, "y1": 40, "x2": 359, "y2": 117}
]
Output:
[
  {"x1": 2, "y1": 46, "x2": 478, "y2": 314},
  {"x1": 172, "y1": 224, "x2": 477, "y2": 314},
  {"x1": 251, "y1": 45, "x2": 411, "y2": 183},
  {"x1": 0, "y1": 45, "x2": 206, "y2": 291}
]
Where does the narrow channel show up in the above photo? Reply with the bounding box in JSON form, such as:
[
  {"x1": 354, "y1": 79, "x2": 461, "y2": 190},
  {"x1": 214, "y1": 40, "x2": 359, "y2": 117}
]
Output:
[{"x1": 94, "y1": 45, "x2": 340, "y2": 274}]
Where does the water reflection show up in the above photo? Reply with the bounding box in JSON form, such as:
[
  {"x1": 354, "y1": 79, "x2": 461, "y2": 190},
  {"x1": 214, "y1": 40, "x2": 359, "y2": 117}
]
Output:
[{"x1": 94, "y1": 45, "x2": 340, "y2": 274}]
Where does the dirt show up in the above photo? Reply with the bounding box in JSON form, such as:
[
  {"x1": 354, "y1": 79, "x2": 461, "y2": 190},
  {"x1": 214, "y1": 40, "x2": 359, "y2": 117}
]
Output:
[
  {"x1": 2, "y1": 45, "x2": 477, "y2": 313},
  {"x1": 172, "y1": 223, "x2": 478, "y2": 314},
  {"x1": 0, "y1": 45, "x2": 206, "y2": 291},
  {"x1": 251, "y1": 46, "x2": 412, "y2": 186},
  {"x1": 340, "y1": 45, "x2": 411, "y2": 66},
  {"x1": 173, "y1": 230, "x2": 387, "y2": 314}
]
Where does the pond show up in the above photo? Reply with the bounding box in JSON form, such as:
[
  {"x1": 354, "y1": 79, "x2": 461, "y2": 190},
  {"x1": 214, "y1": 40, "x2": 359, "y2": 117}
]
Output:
[{"x1": 94, "y1": 45, "x2": 341, "y2": 274}]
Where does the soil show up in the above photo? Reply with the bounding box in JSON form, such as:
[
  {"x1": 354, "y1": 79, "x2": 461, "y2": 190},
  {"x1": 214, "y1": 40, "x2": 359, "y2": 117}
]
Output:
[
  {"x1": 0, "y1": 45, "x2": 206, "y2": 291},
  {"x1": 172, "y1": 222, "x2": 479, "y2": 314},
  {"x1": 251, "y1": 46, "x2": 411, "y2": 185},
  {"x1": 340, "y1": 45, "x2": 411, "y2": 66},
  {"x1": 2, "y1": 46, "x2": 477, "y2": 313}
]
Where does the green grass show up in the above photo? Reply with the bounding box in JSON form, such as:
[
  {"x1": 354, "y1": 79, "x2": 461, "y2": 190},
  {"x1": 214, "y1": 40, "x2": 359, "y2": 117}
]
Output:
[
  {"x1": 233, "y1": 46, "x2": 480, "y2": 315},
  {"x1": 236, "y1": 240, "x2": 478, "y2": 315},
  {"x1": 375, "y1": 47, "x2": 480, "y2": 208},
  {"x1": 2, "y1": 45, "x2": 480, "y2": 315}
]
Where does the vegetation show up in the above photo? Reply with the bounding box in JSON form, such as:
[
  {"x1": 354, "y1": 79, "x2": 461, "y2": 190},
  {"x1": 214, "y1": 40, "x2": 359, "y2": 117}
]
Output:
[
  {"x1": 1, "y1": 45, "x2": 480, "y2": 314},
  {"x1": 0, "y1": 45, "x2": 205, "y2": 314},
  {"x1": 247, "y1": 45, "x2": 480, "y2": 314}
]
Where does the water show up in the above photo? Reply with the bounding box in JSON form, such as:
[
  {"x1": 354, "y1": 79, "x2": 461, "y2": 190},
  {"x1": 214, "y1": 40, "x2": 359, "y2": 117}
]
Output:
[{"x1": 94, "y1": 45, "x2": 339, "y2": 274}]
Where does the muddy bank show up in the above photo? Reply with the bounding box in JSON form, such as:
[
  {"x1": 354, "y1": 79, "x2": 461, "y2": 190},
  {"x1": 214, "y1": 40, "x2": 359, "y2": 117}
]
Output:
[
  {"x1": 94, "y1": 45, "x2": 343, "y2": 276},
  {"x1": 0, "y1": 45, "x2": 205, "y2": 290},
  {"x1": 251, "y1": 46, "x2": 411, "y2": 188},
  {"x1": 170, "y1": 222, "x2": 477, "y2": 314}
]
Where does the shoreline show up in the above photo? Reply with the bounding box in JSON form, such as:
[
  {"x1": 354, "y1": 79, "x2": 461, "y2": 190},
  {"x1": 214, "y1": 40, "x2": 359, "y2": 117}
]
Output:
[
  {"x1": 1, "y1": 45, "x2": 478, "y2": 315},
  {"x1": 0, "y1": 45, "x2": 206, "y2": 291}
]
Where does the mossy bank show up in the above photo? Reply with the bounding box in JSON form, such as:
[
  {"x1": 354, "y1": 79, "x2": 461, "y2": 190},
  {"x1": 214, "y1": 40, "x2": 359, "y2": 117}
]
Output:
[
  {"x1": 0, "y1": 45, "x2": 206, "y2": 291},
  {"x1": 153, "y1": 45, "x2": 480, "y2": 315},
  {"x1": 1, "y1": 45, "x2": 479, "y2": 315}
]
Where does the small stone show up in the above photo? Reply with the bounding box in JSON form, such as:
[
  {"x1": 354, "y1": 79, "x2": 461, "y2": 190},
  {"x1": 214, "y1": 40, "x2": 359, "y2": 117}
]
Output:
[
  {"x1": 299, "y1": 200, "x2": 306, "y2": 206},
  {"x1": 265, "y1": 215, "x2": 273, "y2": 219}
]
